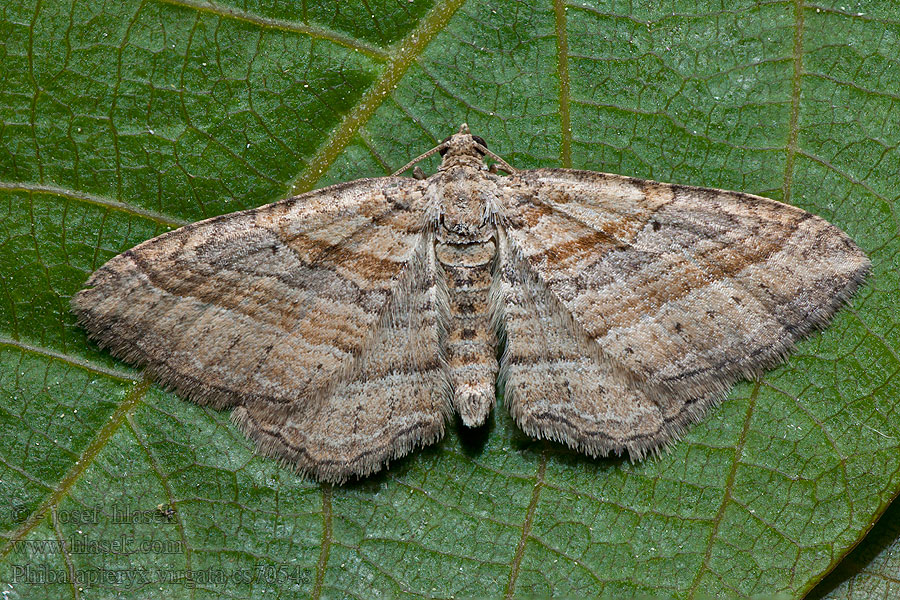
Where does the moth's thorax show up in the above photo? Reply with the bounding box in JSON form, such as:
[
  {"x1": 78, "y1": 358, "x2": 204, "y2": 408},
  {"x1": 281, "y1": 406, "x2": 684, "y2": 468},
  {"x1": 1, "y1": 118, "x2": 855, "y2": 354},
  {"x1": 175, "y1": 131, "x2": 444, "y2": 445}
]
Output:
[
  {"x1": 432, "y1": 166, "x2": 497, "y2": 243},
  {"x1": 438, "y1": 153, "x2": 484, "y2": 171}
]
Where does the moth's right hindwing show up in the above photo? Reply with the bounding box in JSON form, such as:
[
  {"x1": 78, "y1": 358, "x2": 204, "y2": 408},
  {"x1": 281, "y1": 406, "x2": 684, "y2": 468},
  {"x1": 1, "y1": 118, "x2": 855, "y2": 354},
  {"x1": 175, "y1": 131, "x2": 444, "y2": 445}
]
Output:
[
  {"x1": 233, "y1": 233, "x2": 453, "y2": 483},
  {"x1": 496, "y1": 168, "x2": 870, "y2": 458},
  {"x1": 72, "y1": 177, "x2": 452, "y2": 482},
  {"x1": 494, "y1": 227, "x2": 680, "y2": 458}
]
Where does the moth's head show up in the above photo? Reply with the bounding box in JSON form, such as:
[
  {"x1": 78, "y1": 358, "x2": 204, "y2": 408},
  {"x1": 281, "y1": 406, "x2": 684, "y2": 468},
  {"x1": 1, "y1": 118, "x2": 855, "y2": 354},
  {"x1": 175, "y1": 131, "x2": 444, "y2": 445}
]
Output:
[{"x1": 438, "y1": 123, "x2": 488, "y2": 170}]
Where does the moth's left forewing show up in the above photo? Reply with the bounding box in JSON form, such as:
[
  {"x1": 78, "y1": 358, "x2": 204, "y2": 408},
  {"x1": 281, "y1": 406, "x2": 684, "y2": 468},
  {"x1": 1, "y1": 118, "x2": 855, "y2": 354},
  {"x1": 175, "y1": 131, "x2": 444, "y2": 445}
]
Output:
[{"x1": 496, "y1": 168, "x2": 870, "y2": 458}]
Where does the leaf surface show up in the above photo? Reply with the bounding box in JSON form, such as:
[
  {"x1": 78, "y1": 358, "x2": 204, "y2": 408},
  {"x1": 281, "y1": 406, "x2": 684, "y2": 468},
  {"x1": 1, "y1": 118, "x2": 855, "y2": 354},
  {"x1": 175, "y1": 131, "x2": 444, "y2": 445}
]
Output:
[{"x1": 0, "y1": 0, "x2": 898, "y2": 598}]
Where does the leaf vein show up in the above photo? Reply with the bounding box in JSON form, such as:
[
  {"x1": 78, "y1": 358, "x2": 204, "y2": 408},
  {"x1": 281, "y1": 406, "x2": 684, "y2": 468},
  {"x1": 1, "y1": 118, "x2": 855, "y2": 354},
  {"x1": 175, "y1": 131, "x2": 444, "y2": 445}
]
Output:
[
  {"x1": 0, "y1": 377, "x2": 152, "y2": 559},
  {"x1": 0, "y1": 336, "x2": 139, "y2": 382},
  {"x1": 152, "y1": 0, "x2": 389, "y2": 60},
  {"x1": 554, "y1": 0, "x2": 571, "y2": 167},
  {"x1": 505, "y1": 450, "x2": 546, "y2": 600},
  {"x1": 687, "y1": 383, "x2": 759, "y2": 597}
]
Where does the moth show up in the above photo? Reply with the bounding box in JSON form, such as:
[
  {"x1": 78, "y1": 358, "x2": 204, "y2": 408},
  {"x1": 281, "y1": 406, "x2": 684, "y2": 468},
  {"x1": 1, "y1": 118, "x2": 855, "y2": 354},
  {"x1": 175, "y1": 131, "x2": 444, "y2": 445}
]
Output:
[{"x1": 72, "y1": 124, "x2": 870, "y2": 483}]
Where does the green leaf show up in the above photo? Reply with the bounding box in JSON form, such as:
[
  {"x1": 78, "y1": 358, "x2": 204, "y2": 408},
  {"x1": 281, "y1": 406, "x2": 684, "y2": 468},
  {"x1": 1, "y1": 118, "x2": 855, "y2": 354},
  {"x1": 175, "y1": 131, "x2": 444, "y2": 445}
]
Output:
[
  {"x1": 809, "y1": 497, "x2": 900, "y2": 599},
  {"x1": 0, "y1": 0, "x2": 897, "y2": 597}
]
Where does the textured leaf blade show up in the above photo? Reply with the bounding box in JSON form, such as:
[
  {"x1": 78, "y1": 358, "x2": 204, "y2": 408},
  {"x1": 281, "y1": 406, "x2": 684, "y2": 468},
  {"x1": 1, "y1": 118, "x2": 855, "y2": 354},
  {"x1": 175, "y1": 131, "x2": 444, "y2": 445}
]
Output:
[{"x1": 1, "y1": 0, "x2": 898, "y2": 598}]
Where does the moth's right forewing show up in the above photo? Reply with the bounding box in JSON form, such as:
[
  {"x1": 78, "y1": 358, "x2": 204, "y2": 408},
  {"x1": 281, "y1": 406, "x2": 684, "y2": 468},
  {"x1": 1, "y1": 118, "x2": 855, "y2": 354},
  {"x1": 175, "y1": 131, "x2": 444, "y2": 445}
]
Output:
[{"x1": 72, "y1": 177, "x2": 430, "y2": 411}]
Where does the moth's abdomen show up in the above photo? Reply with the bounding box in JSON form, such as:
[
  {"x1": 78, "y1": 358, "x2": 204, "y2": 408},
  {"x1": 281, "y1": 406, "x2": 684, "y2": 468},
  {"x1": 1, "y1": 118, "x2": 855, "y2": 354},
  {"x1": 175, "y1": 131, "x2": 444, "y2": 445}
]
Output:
[{"x1": 436, "y1": 239, "x2": 498, "y2": 427}]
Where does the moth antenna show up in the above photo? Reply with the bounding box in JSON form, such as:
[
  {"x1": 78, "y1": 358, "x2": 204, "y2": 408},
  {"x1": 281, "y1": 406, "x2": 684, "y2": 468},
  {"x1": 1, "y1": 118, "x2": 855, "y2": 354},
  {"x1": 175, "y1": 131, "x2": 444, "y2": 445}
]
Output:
[
  {"x1": 474, "y1": 142, "x2": 518, "y2": 174},
  {"x1": 391, "y1": 142, "x2": 449, "y2": 176}
]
